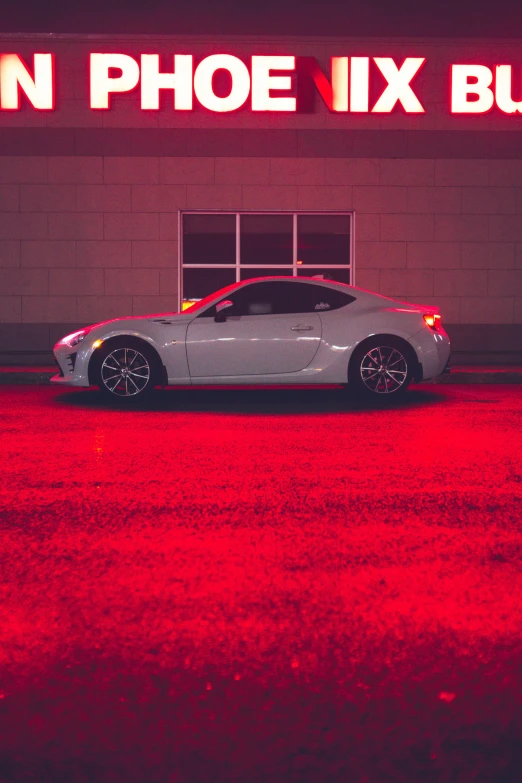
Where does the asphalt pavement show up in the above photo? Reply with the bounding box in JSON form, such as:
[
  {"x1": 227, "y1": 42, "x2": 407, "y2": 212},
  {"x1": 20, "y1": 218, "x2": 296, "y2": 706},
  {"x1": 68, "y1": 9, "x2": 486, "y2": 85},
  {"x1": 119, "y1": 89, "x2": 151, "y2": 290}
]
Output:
[
  {"x1": 1, "y1": 384, "x2": 522, "y2": 783},
  {"x1": 1, "y1": 364, "x2": 522, "y2": 384}
]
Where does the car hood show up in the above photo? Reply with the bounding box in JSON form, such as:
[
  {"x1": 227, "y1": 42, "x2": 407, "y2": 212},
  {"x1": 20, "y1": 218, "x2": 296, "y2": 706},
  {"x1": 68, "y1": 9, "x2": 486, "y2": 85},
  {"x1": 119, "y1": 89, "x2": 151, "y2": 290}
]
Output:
[{"x1": 88, "y1": 311, "x2": 193, "y2": 332}]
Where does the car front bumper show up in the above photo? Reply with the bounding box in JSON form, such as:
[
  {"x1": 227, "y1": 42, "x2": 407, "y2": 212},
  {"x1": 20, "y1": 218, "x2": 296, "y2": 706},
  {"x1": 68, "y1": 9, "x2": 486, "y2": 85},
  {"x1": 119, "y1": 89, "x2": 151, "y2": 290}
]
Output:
[{"x1": 51, "y1": 341, "x2": 93, "y2": 387}]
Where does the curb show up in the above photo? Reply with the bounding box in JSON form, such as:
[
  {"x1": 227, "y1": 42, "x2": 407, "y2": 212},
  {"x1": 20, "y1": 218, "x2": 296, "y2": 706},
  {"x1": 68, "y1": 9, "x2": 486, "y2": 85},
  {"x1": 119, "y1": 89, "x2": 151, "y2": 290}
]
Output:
[
  {"x1": 0, "y1": 369, "x2": 57, "y2": 385},
  {"x1": 0, "y1": 367, "x2": 521, "y2": 385},
  {"x1": 432, "y1": 370, "x2": 522, "y2": 384}
]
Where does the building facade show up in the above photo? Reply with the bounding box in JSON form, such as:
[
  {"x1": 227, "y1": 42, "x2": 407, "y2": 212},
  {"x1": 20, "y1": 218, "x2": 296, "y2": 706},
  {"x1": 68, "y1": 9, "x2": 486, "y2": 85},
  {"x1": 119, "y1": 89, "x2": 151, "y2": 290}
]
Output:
[{"x1": 0, "y1": 34, "x2": 522, "y2": 363}]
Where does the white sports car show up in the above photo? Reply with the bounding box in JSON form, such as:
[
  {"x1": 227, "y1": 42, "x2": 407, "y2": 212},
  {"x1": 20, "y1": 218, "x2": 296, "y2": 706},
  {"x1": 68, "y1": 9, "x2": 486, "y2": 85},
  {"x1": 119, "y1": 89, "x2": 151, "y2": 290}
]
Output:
[{"x1": 51, "y1": 276, "x2": 451, "y2": 401}]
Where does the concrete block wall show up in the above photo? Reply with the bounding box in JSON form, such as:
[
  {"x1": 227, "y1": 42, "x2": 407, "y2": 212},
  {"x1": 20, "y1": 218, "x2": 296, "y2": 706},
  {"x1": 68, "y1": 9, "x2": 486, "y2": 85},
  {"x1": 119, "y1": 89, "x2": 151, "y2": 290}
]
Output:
[{"x1": 1, "y1": 153, "x2": 522, "y2": 361}]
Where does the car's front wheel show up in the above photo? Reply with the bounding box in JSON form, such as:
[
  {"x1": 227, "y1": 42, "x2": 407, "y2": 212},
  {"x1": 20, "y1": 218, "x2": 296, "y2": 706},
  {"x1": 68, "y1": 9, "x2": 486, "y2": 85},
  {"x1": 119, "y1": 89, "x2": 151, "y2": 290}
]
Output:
[
  {"x1": 349, "y1": 337, "x2": 414, "y2": 399},
  {"x1": 93, "y1": 340, "x2": 159, "y2": 401}
]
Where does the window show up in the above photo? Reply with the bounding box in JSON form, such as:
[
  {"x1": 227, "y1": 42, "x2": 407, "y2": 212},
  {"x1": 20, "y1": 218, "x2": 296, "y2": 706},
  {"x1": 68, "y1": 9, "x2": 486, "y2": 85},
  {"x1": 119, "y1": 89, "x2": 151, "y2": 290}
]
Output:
[
  {"x1": 180, "y1": 211, "x2": 353, "y2": 310},
  {"x1": 297, "y1": 214, "x2": 351, "y2": 266},
  {"x1": 183, "y1": 214, "x2": 235, "y2": 266},
  {"x1": 183, "y1": 268, "x2": 236, "y2": 301},
  {"x1": 241, "y1": 214, "x2": 293, "y2": 266},
  {"x1": 197, "y1": 280, "x2": 355, "y2": 318}
]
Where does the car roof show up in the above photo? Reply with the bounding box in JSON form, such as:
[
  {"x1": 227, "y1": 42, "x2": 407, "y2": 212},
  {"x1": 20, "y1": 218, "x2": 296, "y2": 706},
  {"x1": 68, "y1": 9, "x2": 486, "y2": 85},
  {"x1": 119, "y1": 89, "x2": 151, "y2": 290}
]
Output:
[
  {"x1": 235, "y1": 275, "x2": 379, "y2": 299},
  {"x1": 238, "y1": 275, "x2": 353, "y2": 291}
]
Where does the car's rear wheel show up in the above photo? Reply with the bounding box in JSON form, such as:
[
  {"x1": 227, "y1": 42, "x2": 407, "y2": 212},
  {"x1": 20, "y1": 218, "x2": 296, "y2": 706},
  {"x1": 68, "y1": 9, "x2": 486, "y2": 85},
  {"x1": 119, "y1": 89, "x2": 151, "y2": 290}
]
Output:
[
  {"x1": 349, "y1": 337, "x2": 414, "y2": 399},
  {"x1": 94, "y1": 340, "x2": 159, "y2": 401}
]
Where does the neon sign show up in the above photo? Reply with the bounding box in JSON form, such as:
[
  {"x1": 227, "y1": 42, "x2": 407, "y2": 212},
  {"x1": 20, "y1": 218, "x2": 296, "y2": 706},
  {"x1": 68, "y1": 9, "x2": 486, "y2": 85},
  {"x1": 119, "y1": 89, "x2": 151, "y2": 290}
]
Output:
[
  {"x1": 90, "y1": 53, "x2": 425, "y2": 114},
  {"x1": 1, "y1": 52, "x2": 522, "y2": 115},
  {"x1": 450, "y1": 64, "x2": 522, "y2": 113}
]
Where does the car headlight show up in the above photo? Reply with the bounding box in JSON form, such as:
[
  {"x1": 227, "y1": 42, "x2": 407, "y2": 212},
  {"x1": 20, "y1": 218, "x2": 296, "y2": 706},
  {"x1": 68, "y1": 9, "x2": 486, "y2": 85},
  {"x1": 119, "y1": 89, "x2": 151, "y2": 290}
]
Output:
[{"x1": 59, "y1": 328, "x2": 91, "y2": 348}]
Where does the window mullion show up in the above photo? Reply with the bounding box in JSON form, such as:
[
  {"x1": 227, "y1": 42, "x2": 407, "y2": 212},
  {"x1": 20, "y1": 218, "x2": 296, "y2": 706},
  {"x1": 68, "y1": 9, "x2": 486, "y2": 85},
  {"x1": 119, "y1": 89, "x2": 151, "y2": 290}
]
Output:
[
  {"x1": 178, "y1": 210, "x2": 182, "y2": 311},
  {"x1": 236, "y1": 213, "x2": 241, "y2": 283},
  {"x1": 292, "y1": 213, "x2": 297, "y2": 276},
  {"x1": 350, "y1": 212, "x2": 355, "y2": 286}
]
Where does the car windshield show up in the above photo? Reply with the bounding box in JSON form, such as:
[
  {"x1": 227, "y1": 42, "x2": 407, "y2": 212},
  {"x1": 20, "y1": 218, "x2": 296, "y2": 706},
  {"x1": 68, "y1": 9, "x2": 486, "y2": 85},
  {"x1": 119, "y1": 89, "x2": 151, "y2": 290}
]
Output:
[{"x1": 181, "y1": 281, "x2": 243, "y2": 315}]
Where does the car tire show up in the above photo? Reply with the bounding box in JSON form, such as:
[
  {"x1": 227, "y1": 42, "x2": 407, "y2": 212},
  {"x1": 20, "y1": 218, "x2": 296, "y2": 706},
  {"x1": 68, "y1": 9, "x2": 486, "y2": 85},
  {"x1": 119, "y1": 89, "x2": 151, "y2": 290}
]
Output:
[
  {"x1": 93, "y1": 338, "x2": 160, "y2": 402},
  {"x1": 348, "y1": 336, "x2": 414, "y2": 399}
]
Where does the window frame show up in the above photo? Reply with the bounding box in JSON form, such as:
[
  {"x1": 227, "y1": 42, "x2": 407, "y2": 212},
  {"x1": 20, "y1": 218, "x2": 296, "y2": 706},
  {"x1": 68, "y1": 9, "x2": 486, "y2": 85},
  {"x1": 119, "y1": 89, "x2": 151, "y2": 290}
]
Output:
[{"x1": 178, "y1": 210, "x2": 355, "y2": 311}]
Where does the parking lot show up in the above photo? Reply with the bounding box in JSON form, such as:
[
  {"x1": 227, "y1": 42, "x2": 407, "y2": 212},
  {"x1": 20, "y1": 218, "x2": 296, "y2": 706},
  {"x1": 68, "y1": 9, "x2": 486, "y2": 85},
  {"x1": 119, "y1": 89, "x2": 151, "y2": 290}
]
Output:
[{"x1": 1, "y1": 383, "x2": 522, "y2": 782}]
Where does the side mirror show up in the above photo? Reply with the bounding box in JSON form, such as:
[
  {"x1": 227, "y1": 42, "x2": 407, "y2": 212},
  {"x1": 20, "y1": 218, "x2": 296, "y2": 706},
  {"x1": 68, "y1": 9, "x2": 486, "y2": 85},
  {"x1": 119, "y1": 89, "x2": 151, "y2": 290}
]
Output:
[{"x1": 214, "y1": 299, "x2": 234, "y2": 323}]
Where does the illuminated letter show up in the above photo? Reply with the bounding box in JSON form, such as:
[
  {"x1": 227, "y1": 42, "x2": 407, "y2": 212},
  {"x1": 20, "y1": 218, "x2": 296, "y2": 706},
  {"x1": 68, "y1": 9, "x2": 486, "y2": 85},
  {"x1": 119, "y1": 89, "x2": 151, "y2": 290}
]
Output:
[
  {"x1": 251, "y1": 55, "x2": 296, "y2": 111},
  {"x1": 451, "y1": 64, "x2": 494, "y2": 113},
  {"x1": 372, "y1": 57, "x2": 425, "y2": 113},
  {"x1": 350, "y1": 56, "x2": 369, "y2": 112},
  {"x1": 90, "y1": 53, "x2": 140, "y2": 109},
  {"x1": 304, "y1": 57, "x2": 348, "y2": 112},
  {"x1": 141, "y1": 54, "x2": 193, "y2": 110},
  {"x1": 0, "y1": 53, "x2": 54, "y2": 110},
  {"x1": 495, "y1": 65, "x2": 522, "y2": 114},
  {"x1": 331, "y1": 58, "x2": 348, "y2": 112},
  {"x1": 194, "y1": 54, "x2": 250, "y2": 112}
]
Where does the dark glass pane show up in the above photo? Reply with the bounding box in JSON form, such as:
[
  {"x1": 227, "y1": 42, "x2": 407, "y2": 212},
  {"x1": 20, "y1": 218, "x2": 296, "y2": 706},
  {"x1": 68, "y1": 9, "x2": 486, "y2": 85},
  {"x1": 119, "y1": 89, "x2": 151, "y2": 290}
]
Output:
[
  {"x1": 297, "y1": 267, "x2": 352, "y2": 285},
  {"x1": 182, "y1": 267, "x2": 236, "y2": 305},
  {"x1": 228, "y1": 281, "x2": 295, "y2": 315},
  {"x1": 297, "y1": 214, "x2": 350, "y2": 266},
  {"x1": 240, "y1": 214, "x2": 293, "y2": 265},
  {"x1": 240, "y1": 267, "x2": 293, "y2": 281},
  {"x1": 228, "y1": 280, "x2": 353, "y2": 315},
  {"x1": 183, "y1": 214, "x2": 236, "y2": 265}
]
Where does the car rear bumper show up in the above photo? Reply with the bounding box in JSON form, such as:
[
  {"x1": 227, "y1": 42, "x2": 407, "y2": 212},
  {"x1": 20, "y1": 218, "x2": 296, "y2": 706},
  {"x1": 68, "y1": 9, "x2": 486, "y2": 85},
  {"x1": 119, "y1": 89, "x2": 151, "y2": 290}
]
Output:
[{"x1": 409, "y1": 328, "x2": 451, "y2": 381}]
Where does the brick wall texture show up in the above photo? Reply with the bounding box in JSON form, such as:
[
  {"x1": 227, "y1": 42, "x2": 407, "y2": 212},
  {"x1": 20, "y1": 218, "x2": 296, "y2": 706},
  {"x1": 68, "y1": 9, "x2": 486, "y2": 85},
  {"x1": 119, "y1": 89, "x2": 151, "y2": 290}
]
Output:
[{"x1": 0, "y1": 35, "x2": 521, "y2": 358}]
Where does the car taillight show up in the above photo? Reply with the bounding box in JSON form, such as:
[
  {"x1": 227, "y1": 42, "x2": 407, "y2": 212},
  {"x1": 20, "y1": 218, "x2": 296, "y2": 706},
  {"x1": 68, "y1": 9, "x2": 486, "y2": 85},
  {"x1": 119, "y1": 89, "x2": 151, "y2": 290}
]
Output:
[{"x1": 424, "y1": 313, "x2": 442, "y2": 331}]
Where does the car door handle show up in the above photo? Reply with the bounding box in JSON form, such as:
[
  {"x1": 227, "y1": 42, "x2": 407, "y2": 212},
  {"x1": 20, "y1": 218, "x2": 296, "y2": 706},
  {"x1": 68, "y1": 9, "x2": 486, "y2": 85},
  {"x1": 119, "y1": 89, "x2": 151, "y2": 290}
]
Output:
[{"x1": 291, "y1": 325, "x2": 314, "y2": 331}]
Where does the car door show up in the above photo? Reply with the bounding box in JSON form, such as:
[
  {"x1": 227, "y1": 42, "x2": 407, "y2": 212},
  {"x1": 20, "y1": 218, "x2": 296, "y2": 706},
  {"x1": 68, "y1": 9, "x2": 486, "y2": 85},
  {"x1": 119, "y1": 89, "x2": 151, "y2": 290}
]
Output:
[{"x1": 185, "y1": 280, "x2": 323, "y2": 377}]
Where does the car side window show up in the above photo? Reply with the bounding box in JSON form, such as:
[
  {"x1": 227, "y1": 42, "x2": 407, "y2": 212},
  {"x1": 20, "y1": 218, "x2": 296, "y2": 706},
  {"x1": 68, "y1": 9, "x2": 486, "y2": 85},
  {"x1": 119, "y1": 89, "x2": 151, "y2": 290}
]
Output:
[
  {"x1": 228, "y1": 283, "x2": 278, "y2": 316},
  {"x1": 197, "y1": 281, "x2": 355, "y2": 318},
  {"x1": 196, "y1": 282, "x2": 278, "y2": 318},
  {"x1": 306, "y1": 286, "x2": 356, "y2": 312},
  {"x1": 229, "y1": 281, "x2": 355, "y2": 316}
]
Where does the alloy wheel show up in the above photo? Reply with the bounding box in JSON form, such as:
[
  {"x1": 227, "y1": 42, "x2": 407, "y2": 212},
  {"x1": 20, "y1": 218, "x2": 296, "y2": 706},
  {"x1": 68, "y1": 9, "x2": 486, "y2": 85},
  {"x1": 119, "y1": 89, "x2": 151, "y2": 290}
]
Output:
[
  {"x1": 360, "y1": 346, "x2": 408, "y2": 394},
  {"x1": 100, "y1": 348, "x2": 151, "y2": 397}
]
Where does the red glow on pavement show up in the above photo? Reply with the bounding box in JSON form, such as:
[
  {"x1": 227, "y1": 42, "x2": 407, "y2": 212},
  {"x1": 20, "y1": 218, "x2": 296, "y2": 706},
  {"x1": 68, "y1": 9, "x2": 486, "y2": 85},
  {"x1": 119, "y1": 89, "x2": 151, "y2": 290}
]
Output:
[
  {"x1": 1, "y1": 384, "x2": 522, "y2": 781},
  {"x1": 439, "y1": 691, "x2": 456, "y2": 702}
]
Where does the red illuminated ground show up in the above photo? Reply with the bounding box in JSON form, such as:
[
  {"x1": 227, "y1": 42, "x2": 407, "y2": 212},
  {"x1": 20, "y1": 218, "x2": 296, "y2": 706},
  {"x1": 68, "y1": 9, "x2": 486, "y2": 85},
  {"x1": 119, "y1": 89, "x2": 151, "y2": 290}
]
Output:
[{"x1": 1, "y1": 384, "x2": 522, "y2": 782}]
